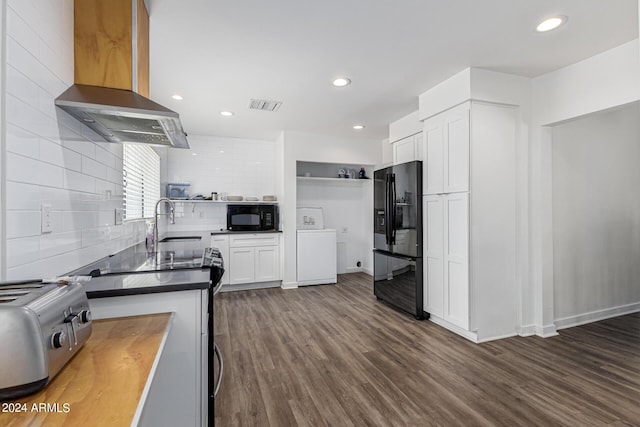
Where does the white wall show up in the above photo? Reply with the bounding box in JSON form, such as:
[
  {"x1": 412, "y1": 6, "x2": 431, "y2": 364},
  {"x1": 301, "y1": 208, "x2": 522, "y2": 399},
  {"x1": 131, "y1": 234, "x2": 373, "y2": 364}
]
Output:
[
  {"x1": 551, "y1": 102, "x2": 640, "y2": 327},
  {"x1": 297, "y1": 180, "x2": 372, "y2": 274},
  {"x1": 281, "y1": 132, "x2": 381, "y2": 288},
  {"x1": 2, "y1": 0, "x2": 146, "y2": 280},
  {"x1": 530, "y1": 38, "x2": 640, "y2": 335}
]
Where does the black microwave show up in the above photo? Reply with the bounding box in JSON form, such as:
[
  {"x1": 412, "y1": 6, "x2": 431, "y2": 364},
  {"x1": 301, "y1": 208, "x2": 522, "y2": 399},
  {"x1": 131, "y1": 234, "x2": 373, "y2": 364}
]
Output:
[{"x1": 227, "y1": 204, "x2": 279, "y2": 231}]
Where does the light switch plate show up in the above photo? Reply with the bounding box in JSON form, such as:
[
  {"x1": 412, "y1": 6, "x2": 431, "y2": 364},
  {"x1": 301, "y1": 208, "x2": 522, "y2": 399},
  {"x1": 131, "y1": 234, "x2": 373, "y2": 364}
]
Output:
[
  {"x1": 114, "y1": 208, "x2": 124, "y2": 225},
  {"x1": 41, "y1": 204, "x2": 53, "y2": 234}
]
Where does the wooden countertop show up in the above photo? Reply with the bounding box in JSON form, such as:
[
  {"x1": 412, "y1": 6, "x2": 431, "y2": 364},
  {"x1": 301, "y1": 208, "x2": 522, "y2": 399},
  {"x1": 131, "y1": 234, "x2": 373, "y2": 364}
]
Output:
[{"x1": 0, "y1": 313, "x2": 172, "y2": 427}]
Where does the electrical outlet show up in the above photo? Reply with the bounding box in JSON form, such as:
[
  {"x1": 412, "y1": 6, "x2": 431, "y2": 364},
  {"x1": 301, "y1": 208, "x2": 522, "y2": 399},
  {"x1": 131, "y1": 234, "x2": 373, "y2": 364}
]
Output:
[
  {"x1": 41, "y1": 204, "x2": 53, "y2": 234},
  {"x1": 114, "y1": 208, "x2": 124, "y2": 225}
]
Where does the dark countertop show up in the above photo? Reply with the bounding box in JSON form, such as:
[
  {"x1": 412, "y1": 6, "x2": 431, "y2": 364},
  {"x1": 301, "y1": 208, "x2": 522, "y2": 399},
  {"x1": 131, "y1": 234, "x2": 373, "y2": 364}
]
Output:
[
  {"x1": 82, "y1": 269, "x2": 211, "y2": 299},
  {"x1": 210, "y1": 230, "x2": 282, "y2": 235},
  {"x1": 67, "y1": 242, "x2": 214, "y2": 299},
  {"x1": 68, "y1": 242, "x2": 205, "y2": 276}
]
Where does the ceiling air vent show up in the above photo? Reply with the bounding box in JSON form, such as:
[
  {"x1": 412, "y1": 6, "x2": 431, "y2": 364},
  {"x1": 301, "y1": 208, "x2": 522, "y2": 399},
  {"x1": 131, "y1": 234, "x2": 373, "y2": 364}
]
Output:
[{"x1": 248, "y1": 99, "x2": 282, "y2": 112}]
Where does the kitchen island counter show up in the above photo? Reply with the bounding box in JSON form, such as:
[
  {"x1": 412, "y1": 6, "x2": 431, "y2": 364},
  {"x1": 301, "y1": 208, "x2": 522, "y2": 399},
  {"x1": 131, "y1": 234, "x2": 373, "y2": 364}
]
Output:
[
  {"x1": 82, "y1": 268, "x2": 211, "y2": 299},
  {"x1": 0, "y1": 313, "x2": 172, "y2": 427}
]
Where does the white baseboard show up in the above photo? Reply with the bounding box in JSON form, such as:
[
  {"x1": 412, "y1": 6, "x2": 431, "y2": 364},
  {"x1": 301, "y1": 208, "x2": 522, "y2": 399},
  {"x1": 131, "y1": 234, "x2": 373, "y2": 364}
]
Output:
[
  {"x1": 428, "y1": 315, "x2": 479, "y2": 343},
  {"x1": 221, "y1": 281, "x2": 281, "y2": 292},
  {"x1": 518, "y1": 324, "x2": 537, "y2": 337},
  {"x1": 280, "y1": 281, "x2": 299, "y2": 290},
  {"x1": 535, "y1": 324, "x2": 559, "y2": 338},
  {"x1": 554, "y1": 302, "x2": 640, "y2": 330},
  {"x1": 476, "y1": 331, "x2": 518, "y2": 343},
  {"x1": 362, "y1": 267, "x2": 373, "y2": 276}
]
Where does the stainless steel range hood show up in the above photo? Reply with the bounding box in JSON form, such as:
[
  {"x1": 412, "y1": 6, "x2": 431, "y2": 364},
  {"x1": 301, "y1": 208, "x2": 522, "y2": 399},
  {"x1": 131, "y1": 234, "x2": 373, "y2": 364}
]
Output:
[{"x1": 55, "y1": 84, "x2": 189, "y2": 149}]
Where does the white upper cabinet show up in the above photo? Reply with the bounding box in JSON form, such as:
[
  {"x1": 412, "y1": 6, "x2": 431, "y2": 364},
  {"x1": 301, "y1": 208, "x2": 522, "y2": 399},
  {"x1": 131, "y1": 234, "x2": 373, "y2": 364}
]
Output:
[
  {"x1": 423, "y1": 102, "x2": 470, "y2": 195},
  {"x1": 423, "y1": 118, "x2": 443, "y2": 195},
  {"x1": 392, "y1": 133, "x2": 422, "y2": 165},
  {"x1": 390, "y1": 110, "x2": 423, "y2": 165}
]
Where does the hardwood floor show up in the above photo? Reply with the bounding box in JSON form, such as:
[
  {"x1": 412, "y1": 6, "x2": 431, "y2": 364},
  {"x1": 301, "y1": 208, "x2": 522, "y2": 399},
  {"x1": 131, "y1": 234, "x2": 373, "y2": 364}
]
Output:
[{"x1": 214, "y1": 273, "x2": 640, "y2": 426}]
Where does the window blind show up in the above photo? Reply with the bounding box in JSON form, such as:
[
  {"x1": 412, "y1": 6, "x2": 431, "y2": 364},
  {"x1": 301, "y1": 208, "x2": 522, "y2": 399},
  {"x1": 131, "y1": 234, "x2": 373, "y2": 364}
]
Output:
[{"x1": 123, "y1": 145, "x2": 160, "y2": 219}]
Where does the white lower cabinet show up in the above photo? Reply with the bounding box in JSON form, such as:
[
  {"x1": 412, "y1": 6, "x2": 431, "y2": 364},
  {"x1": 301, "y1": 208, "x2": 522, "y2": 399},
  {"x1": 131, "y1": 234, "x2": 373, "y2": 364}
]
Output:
[
  {"x1": 255, "y1": 246, "x2": 280, "y2": 282},
  {"x1": 229, "y1": 247, "x2": 255, "y2": 284},
  {"x1": 222, "y1": 233, "x2": 281, "y2": 285},
  {"x1": 424, "y1": 193, "x2": 469, "y2": 329}
]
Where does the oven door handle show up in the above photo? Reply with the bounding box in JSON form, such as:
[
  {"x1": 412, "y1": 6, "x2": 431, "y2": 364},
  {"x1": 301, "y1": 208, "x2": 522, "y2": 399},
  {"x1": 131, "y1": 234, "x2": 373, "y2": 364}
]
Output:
[
  {"x1": 213, "y1": 279, "x2": 223, "y2": 296},
  {"x1": 214, "y1": 343, "x2": 223, "y2": 397}
]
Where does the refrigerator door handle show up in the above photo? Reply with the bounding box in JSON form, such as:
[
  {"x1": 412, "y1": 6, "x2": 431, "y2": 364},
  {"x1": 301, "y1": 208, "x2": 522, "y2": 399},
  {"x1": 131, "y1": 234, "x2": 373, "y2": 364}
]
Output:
[
  {"x1": 385, "y1": 174, "x2": 391, "y2": 245},
  {"x1": 390, "y1": 174, "x2": 397, "y2": 245}
]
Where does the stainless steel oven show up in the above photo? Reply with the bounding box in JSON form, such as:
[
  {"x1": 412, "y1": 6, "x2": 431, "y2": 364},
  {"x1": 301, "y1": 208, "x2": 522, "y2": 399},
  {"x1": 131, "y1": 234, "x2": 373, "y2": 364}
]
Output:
[{"x1": 227, "y1": 204, "x2": 279, "y2": 231}]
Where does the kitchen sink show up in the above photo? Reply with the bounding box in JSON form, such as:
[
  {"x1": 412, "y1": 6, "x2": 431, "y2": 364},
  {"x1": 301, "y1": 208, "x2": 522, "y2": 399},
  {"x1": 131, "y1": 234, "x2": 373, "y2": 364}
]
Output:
[
  {"x1": 155, "y1": 259, "x2": 202, "y2": 269},
  {"x1": 158, "y1": 236, "x2": 202, "y2": 243}
]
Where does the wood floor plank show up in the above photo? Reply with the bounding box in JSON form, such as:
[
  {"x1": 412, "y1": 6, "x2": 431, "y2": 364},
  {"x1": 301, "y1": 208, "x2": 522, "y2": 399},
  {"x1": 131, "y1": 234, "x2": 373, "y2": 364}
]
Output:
[{"x1": 214, "y1": 273, "x2": 640, "y2": 426}]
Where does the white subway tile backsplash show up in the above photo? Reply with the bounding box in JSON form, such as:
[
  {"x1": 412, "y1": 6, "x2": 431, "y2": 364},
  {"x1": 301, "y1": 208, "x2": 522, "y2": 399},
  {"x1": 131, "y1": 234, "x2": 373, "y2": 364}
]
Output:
[
  {"x1": 7, "y1": 1, "x2": 36, "y2": 26},
  {"x1": 7, "y1": 152, "x2": 64, "y2": 187},
  {"x1": 81, "y1": 227, "x2": 109, "y2": 248},
  {"x1": 6, "y1": 236, "x2": 40, "y2": 268},
  {"x1": 38, "y1": 87, "x2": 59, "y2": 120},
  {"x1": 6, "y1": 123, "x2": 39, "y2": 158},
  {"x1": 63, "y1": 169, "x2": 96, "y2": 193},
  {"x1": 61, "y1": 137, "x2": 97, "y2": 159},
  {"x1": 6, "y1": 65, "x2": 39, "y2": 109},
  {"x1": 95, "y1": 179, "x2": 116, "y2": 199},
  {"x1": 107, "y1": 166, "x2": 124, "y2": 185},
  {"x1": 6, "y1": 182, "x2": 41, "y2": 210},
  {"x1": 40, "y1": 231, "x2": 82, "y2": 258},
  {"x1": 52, "y1": 210, "x2": 99, "y2": 233},
  {"x1": 6, "y1": 7, "x2": 39, "y2": 60},
  {"x1": 6, "y1": 211, "x2": 41, "y2": 239},
  {"x1": 6, "y1": 37, "x2": 45, "y2": 92},
  {"x1": 95, "y1": 144, "x2": 120, "y2": 170},
  {"x1": 81, "y1": 156, "x2": 108, "y2": 180},
  {"x1": 40, "y1": 139, "x2": 82, "y2": 171},
  {"x1": 39, "y1": 35, "x2": 67, "y2": 84}
]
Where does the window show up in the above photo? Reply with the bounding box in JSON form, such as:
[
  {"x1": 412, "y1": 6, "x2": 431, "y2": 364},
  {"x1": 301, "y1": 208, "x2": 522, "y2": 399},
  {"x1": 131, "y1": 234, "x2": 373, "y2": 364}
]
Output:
[{"x1": 123, "y1": 145, "x2": 160, "y2": 219}]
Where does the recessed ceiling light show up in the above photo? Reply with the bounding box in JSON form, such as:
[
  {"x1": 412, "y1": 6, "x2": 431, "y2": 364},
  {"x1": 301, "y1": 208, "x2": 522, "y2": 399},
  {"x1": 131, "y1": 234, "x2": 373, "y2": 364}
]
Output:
[
  {"x1": 172, "y1": 94, "x2": 183, "y2": 100},
  {"x1": 353, "y1": 125, "x2": 365, "y2": 130},
  {"x1": 220, "y1": 111, "x2": 234, "y2": 117},
  {"x1": 536, "y1": 15, "x2": 567, "y2": 32},
  {"x1": 332, "y1": 77, "x2": 351, "y2": 87},
  {"x1": 192, "y1": 153, "x2": 197, "y2": 156}
]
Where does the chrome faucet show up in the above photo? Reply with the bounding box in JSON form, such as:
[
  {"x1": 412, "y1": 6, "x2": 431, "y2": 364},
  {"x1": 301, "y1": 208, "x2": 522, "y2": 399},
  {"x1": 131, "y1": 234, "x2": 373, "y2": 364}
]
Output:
[{"x1": 154, "y1": 197, "x2": 175, "y2": 261}]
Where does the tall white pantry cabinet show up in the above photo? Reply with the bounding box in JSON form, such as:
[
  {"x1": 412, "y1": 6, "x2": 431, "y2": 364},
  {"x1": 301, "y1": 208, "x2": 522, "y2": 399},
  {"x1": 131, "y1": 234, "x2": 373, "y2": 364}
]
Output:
[{"x1": 422, "y1": 101, "x2": 517, "y2": 342}]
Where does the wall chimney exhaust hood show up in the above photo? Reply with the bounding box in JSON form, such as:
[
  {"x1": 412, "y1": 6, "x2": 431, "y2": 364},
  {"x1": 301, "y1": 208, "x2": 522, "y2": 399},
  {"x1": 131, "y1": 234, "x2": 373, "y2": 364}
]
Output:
[{"x1": 55, "y1": 84, "x2": 189, "y2": 149}]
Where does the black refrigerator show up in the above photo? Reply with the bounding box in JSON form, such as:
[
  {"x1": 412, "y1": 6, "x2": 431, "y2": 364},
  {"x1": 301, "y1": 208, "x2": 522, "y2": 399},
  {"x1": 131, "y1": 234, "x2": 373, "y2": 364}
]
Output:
[{"x1": 373, "y1": 160, "x2": 426, "y2": 319}]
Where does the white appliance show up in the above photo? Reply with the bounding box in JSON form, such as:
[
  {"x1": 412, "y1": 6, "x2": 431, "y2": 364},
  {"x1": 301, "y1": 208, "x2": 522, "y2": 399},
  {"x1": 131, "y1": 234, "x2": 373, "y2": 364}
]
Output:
[{"x1": 296, "y1": 208, "x2": 337, "y2": 286}]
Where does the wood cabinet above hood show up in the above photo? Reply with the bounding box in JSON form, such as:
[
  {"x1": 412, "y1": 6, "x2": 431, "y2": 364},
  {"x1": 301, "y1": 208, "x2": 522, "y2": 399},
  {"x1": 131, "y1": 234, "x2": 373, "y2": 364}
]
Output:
[{"x1": 74, "y1": 0, "x2": 149, "y2": 97}]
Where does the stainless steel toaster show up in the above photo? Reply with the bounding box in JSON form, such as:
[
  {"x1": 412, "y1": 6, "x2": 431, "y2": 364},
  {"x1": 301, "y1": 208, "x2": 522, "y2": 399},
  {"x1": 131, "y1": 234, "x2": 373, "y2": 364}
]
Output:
[{"x1": 0, "y1": 281, "x2": 92, "y2": 400}]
